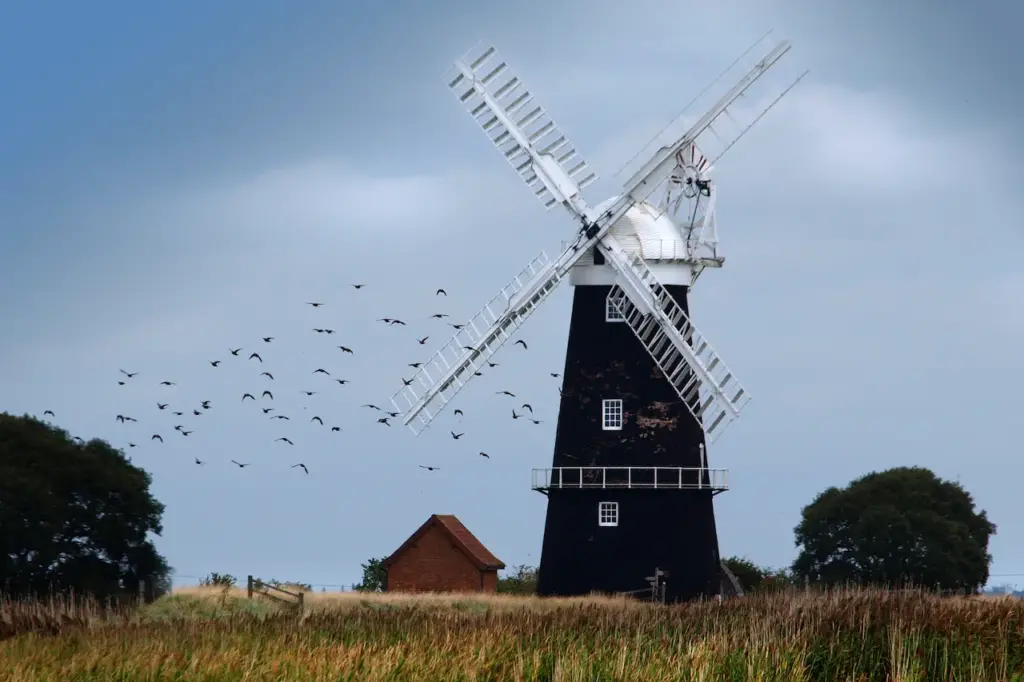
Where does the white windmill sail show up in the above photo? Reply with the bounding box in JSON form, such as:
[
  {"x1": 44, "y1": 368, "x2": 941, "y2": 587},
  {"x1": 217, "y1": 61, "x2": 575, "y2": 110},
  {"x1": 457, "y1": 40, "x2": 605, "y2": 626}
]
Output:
[{"x1": 393, "y1": 38, "x2": 803, "y2": 439}]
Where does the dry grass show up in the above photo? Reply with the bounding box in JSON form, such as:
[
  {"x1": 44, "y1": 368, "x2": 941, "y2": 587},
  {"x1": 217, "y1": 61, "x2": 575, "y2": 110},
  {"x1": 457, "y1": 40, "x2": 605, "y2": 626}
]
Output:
[{"x1": 2, "y1": 586, "x2": 1023, "y2": 680}]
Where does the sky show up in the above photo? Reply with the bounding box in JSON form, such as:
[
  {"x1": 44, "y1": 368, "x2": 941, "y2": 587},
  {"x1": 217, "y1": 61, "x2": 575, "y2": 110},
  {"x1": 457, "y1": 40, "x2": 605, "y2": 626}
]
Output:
[{"x1": 2, "y1": 0, "x2": 1022, "y2": 591}]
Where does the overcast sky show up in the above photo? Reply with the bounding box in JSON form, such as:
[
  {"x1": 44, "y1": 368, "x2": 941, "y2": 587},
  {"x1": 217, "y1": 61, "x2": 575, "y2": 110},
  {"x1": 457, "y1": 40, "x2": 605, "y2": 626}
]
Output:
[{"x1": 2, "y1": 0, "x2": 1022, "y2": 590}]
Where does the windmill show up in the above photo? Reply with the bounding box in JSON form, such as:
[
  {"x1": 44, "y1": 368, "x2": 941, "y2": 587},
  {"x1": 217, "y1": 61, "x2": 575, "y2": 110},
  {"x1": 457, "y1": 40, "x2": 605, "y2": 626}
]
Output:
[{"x1": 391, "y1": 33, "x2": 807, "y2": 602}]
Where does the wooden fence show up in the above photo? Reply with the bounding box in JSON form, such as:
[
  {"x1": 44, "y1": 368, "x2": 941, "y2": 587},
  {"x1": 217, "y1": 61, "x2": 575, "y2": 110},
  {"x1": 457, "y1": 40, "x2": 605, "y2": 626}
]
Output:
[{"x1": 246, "y1": 575, "x2": 304, "y2": 608}]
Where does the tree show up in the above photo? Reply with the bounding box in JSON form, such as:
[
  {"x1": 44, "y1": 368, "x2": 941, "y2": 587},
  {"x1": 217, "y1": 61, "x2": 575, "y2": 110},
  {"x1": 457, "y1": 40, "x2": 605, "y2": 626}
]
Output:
[
  {"x1": 354, "y1": 557, "x2": 387, "y2": 592},
  {"x1": 497, "y1": 564, "x2": 538, "y2": 595},
  {"x1": 0, "y1": 413, "x2": 170, "y2": 601},
  {"x1": 792, "y1": 466, "x2": 996, "y2": 593},
  {"x1": 722, "y1": 557, "x2": 798, "y2": 593}
]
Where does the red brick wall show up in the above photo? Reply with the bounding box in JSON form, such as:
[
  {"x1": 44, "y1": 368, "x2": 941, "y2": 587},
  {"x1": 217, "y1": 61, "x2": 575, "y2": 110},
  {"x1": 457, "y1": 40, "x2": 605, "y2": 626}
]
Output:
[
  {"x1": 387, "y1": 524, "x2": 487, "y2": 593},
  {"x1": 481, "y1": 569, "x2": 498, "y2": 593}
]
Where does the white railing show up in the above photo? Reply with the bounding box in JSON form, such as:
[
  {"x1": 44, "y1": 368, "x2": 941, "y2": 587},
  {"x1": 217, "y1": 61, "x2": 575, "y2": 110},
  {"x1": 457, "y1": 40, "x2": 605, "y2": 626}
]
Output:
[
  {"x1": 559, "y1": 240, "x2": 723, "y2": 264},
  {"x1": 531, "y1": 467, "x2": 728, "y2": 491}
]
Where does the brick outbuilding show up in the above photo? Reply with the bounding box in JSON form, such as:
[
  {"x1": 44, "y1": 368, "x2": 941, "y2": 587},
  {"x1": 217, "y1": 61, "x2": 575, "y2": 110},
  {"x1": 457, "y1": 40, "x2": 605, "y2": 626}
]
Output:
[{"x1": 382, "y1": 514, "x2": 505, "y2": 593}]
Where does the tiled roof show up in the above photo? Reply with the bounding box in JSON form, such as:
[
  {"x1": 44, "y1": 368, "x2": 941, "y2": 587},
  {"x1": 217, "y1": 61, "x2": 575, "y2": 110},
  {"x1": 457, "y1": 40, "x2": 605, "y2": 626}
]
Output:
[{"x1": 383, "y1": 514, "x2": 505, "y2": 571}]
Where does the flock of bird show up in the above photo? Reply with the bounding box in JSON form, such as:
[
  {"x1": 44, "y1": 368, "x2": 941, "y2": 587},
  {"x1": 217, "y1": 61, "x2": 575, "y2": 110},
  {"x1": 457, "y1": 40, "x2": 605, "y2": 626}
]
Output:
[{"x1": 40, "y1": 284, "x2": 564, "y2": 476}]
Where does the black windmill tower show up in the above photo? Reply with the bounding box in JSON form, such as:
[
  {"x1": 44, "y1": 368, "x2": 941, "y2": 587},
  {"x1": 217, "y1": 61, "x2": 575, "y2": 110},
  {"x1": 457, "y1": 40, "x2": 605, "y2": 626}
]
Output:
[{"x1": 390, "y1": 37, "x2": 807, "y2": 603}]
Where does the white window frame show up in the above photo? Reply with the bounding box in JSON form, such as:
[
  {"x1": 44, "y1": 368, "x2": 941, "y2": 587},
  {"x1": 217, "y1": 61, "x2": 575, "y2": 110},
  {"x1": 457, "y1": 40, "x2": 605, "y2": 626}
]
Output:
[
  {"x1": 602, "y1": 399, "x2": 623, "y2": 431},
  {"x1": 598, "y1": 501, "x2": 619, "y2": 527},
  {"x1": 605, "y1": 291, "x2": 626, "y2": 322}
]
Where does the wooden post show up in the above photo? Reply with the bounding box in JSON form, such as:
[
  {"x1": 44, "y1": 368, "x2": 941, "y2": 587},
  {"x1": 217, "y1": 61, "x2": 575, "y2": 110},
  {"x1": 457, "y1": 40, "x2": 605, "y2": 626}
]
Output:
[
  {"x1": 247, "y1": 575, "x2": 253, "y2": 599},
  {"x1": 298, "y1": 591, "x2": 304, "y2": 610}
]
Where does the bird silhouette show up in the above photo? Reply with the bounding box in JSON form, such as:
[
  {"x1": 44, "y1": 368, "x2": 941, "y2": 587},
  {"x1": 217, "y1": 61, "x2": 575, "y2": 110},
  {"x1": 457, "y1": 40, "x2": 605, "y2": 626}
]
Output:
[
  {"x1": 195, "y1": 457, "x2": 204, "y2": 465},
  {"x1": 262, "y1": 408, "x2": 274, "y2": 414},
  {"x1": 159, "y1": 381, "x2": 175, "y2": 386},
  {"x1": 242, "y1": 393, "x2": 255, "y2": 402},
  {"x1": 419, "y1": 465, "x2": 440, "y2": 471},
  {"x1": 436, "y1": 289, "x2": 447, "y2": 296},
  {"x1": 363, "y1": 404, "x2": 381, "y2": 410},
  {"x1": 331, "y1": 426, "x2": 342, "y2": 432},
  {"x1": 229, "y1": 348, "x2": 242, "y2": 356},
  {"x1": 231, "y1": 460, "x2": 250, "y2": 467},
  {"x1": 417, "y1": 336, "x2": 429, "y2": 344},
  {"x1": 334, "y1": 379, "x2": 350, "y2": 385},
  {"x1": 118, "y1": 381, "x2": 125, "y2": 386},
  {"x1": 210, "y1": 360, "x2": 221, "y2": 367},
  {"x1": 172, "y1": 411, "x2": 184, "y2": 416},
  {"x1": 120, "y1": 370, "x2": 138, "y2": 378},
  {"x1": 522, "y1": 404, "x2": 533, "y2": 413},
  {"x1": 449, "y1": 323, "x2": 465, "y2": 330},
  {"x1": 249, "y1": 352, "x2": 262, "y2": 362},
  {"x1": 429, "y1": 314, "x2": 448, "y2": 319},
  {"x1": 550, "y1": 372, "x2": 560, "y2": 378},
  {"x1": 377, "y1": 417, "x2": 391, "y2": 426},
  {"x1": 301, "y1": 391, "x2": 316, "y2": 396},
  {"x1": 497, "y1": 390, "x2": 515, "y2": 397},
  {"x1": 313, "y1": 328, "x2": 326, "y2": 333},
  {"x1": 311, "y1": 416, "x2": 323, "y2": 425},
  {"x1": 323, "y1": 329, "x2": 335, "y2": 334},
  {"x1": 262, "y1": 390, "x2": 274, "y2": 399},
  {"x1": 313, "y1": 368, "x2": 330, "y2": 375},
  {"x1": 192, "y1": 409, "x2": 202, "y2": 416},
  {"x1": 306, "y1": 302, "x2": 324, "y2": 307},
  {"x1": 276, "y1": 437, "x2": 294, "y2": 445},
  {"x1": 479, "y1": 452, "x2": 490, "y2": 459},
  {"x1": 151, "y1": 434, "x2": 163, "y2": 442},
  {"x1": 181, "y1": 430, "x2": 193, "y2": 436},
  {"x1": 262, "y1": 337, "x2": 274, "y2": 342},
  {"x1": 201, "y1": 401, "x2": 211, "y2": 409},
  {"x1": 292, "y1": 463, "x2": 309, "y2": 474},
  {"x1": 351, "y1": 284, "x2": 365, "y2": 289},
  {"x1": 487, "y1": 362, "x2": 498, "y2": 368},
  {"x1": 261, "y1": 372, "x2": 274, "y2": 380},
  {"x1": 271, "y1": 415, "x2": 290, "y2": 420},
  {"x1": 512, "y1": 410, "x2": 521, "y2": 420},
  {"x1": 515, "y1": 340, "x2": 528, "y2": 349},
  {"x1": 451, "y1": 431, "x2": 464, "y2": 440},
  {"x1": 385, "y1": 411, "x2": 400, "y2": 418},
  {"x1": 157, "y1": 403, "x2": 168, "y2": 410},
  {"x1": 174, "y1": 425, "x2": 185, "y2": 431},
  {"x1": 529, "y1": 419, "x2": 543, "y2": 425},
  {"x1": 409, "y1": 362, "x2": 422, "y2": 368},
  {"x1": 402, "y1": 377, "x2": 413, "y2": 386},
  {"x1": 454, "y1": 409, "x2": 464, "y2": 417},
  {"x1": 338, "y1": 346, "x2": 354, "y2": 354},
  {"x1": 43, "y1": 410, "x2": 54, "y2": 417}
]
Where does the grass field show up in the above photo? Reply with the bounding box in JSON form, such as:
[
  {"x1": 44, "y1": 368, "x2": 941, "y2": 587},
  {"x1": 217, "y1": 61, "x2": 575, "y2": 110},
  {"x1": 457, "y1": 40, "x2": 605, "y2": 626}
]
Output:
[{"x1": 2, "y1": 585, "x2": 1023, "y2": 681}]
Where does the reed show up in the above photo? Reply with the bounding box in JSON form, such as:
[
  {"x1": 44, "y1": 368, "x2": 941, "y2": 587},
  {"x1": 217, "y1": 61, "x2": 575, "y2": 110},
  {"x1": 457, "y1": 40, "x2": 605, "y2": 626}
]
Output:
[{"x1": 2, "y1": 586, "x2": 1022, "y2": 680}]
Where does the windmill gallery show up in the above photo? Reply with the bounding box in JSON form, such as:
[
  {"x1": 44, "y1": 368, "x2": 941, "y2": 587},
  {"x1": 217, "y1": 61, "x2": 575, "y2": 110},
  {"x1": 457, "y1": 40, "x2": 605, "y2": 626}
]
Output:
[{"x1": 391, "y1": 35, "x2": 807, "y2": 604}]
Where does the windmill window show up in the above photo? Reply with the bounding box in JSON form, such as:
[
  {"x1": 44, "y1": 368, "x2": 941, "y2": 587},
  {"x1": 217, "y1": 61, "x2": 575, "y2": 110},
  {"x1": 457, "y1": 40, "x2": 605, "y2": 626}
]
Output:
[
  {"x1": 605, "y1": 292, "x2": 626, "y2": 322},
  {"x1": 602, "y1": 399, "x2": 623, "y2": 430},
  {"x1": 598, "y1": 501, "x2": 619, "y2": 527}
]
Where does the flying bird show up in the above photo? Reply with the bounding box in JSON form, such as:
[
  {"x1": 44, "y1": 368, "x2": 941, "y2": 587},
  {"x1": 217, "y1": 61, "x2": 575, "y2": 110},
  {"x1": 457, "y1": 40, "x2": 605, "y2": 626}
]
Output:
[
  {"x1": 363, "y1": 404, "x2": 381, "y2": 411},
  {"x1": 550, "y1": 373, "x2": 560, "y2": 378},
  {"x1": 201, "y1": 400, "x2": 211, "y2": 409},
  {"x1": 515, "y1": 340, "x2": 528, "y2": 349},
  {"x1": 181, "y1": 430, "x2": 193, "y2": 436},
  {"x1": 388, "y1": 319, "x2": 406, "y2": 326},
  {"x1": 436, "y1": 289, "x2": 447, "y2": 296},
  {"x1": 157, "y1": 403, "x2": 168, "y2": 410},
  {"x1": 529, "y1": 419, "x2": 543, "y2": 425},
  {"x1": 172, "y1": 411, "x2": 184, "y2": 416},
  {"x1": 242, "y1": 393, "x2": 255, "y2": 402},
  {"x1": 174, "y1": 425, "x2": 185, "y2": 431},
  {"x1": 313, "y1": 368, "x2": 330, "y2": 375},
  {"x1": 118, "y1": 381, "x2": 125, "y2": 386},
  {"x1": 271, "y1": 415, "x2": 290, "y2": 420},
  {"x1": 311, "y1": 416, "x2": 323, "y2": 425},
  {"x1": 402, "y1": 377, "x2": 413, "y2": 386},
  {"x1": 126, "y1": 443, "x2": 136, "y2": 448},
  {"x1": 249, "y1": 352, "x2": 262, "y2": 362},
  {"x1": 230, "y1": 460, "x2": 250, "y2": 468},
  {"x1": 151, "y1": 434, "x2": 163, "y2": 442},
  {"x1": 408, "y1": 362, "x2": 422, "y2": 368},
  {"x1": 449, "y1": 323, "x2": 465, "y2": 330},
  {"x1": 334, "y1": 379, "x2": 350, "y2": 385},
  {"x1": 419, "y1": 465, "x2": 440, "y2": 471},
  {"x1": 262, "y1": 408, "x2": 274, "y2": 414},
  {"x1": 292, "y1": 463, "x2": 309, "y2": 474},
  {"x1": 377, "y1": 417, "x2": 391, "y2": 426},
  {"x1": 262, "y1": 390, "x2": 274, "y2": 399},
  {"x1": 192, "y1": 409, "x2": 202, "y2": 416},
  {"x1": 512, "y1": 410, "x2": 521, "y2": 420},
  {"x1": 338, "y1": 346, "x2": 354, "y2": 354},
  {"x1": 497, "y1": 390, "x2": 515, "y2": 397},
  {"x1": 451, "y1": 431, "x2": 464, "y2": 440},
  {"x1": 521, "y1": 404, "x2": 533, "y2": 413},
  {"x1": 210, "y1": 360, "x2": 221, "y2": 367},
  {"x1": 230, "y1": 348, "x2": 242, "y2": 355},
  {"x1": 313, "y1": 328, "x2": 326, "y2": 333},
  {"x1": 194, "y1": 458, "x2": 204, "y2": 465},
  {"x1": 331, "y1": 426, "x2": 342, "y2": 432},
  {"x1": 261, "y1": 372, "x2": 274, "y2": 380},
  {"x1": 417, "y1": 336, "x2": 429, "y2": 344},
  {"x1": 159, "y1": 381, "x2": 175, "y2": 386},
  {"x1": 262, "y1": 337, "x2": 274, "y2": 342},
  {"x1": 385, "y1": 411, "x2": 400, "y2": 418},
  {"x1": 479, "y1": 452, "x2": 490, "y2": 459},
  {"x1": 116, "y1": 415, "x2": 129, "y2": 423},
  {"x1": 276, "y1": 437, "x2": 294, "y2": 445},
  {"x1": 302, "y1": 391, "x2": 316, "y2": 396},
  {"x1": 351, "y1": 284, "x2": 365, "y2": 289},
  {"x1": 306, "y1": 302, "x2": 324, "y2": 307},
  {"x1": 429, "y1": 314, "x2": 448, "y2": 319},
  {"x1": 43, "y1": 410, "x2": 54, "y2": 417},
  {"x1": 120, "y1": 370, "x2": 138, "y2": 378},
  {"x1": 454, "y1": 409, "x2": 464, "y2": 417},
  {"x1": 487, "y1": 362, "x2": 498, "y2": 368}
]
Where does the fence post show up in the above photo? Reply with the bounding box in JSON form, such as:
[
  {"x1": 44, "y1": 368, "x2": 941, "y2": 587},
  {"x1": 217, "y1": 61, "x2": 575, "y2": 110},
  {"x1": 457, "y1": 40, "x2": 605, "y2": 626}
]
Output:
[
  {"x1": 247, "y1": 575, "x2": 253, "y2": 599},
  {"x1": 298, "y1": 591, "x2": 304, "y2": 610}
]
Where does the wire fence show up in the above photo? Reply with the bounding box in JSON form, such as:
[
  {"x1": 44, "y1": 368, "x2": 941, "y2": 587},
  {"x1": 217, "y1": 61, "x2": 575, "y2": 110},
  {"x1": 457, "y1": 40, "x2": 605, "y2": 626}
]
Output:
[{"x1": 171, "y1": 574, "x2": 362, "y2": 592}]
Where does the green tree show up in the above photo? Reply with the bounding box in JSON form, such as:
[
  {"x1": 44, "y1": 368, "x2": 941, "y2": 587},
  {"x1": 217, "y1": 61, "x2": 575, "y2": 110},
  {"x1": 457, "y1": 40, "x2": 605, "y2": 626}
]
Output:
[
  {"x1": 0, "y1": 413, "x2": 170, "y2": 602},
  {"x1": 792, "y1": 466, "x2": 995, "y2": 593},
  {"x1": 354, "y1": 557, "x2": 387, "y2": 592},
  {"x1": 497, "y1": 564, "x2": 538, "y2": 595}
]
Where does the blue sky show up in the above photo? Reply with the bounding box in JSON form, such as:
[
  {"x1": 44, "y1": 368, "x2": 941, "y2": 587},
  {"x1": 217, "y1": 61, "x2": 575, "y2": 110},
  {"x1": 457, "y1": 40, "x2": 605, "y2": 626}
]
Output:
[{"x1": 2, "y1": 0, "x2": 1023, "y2": 590}]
